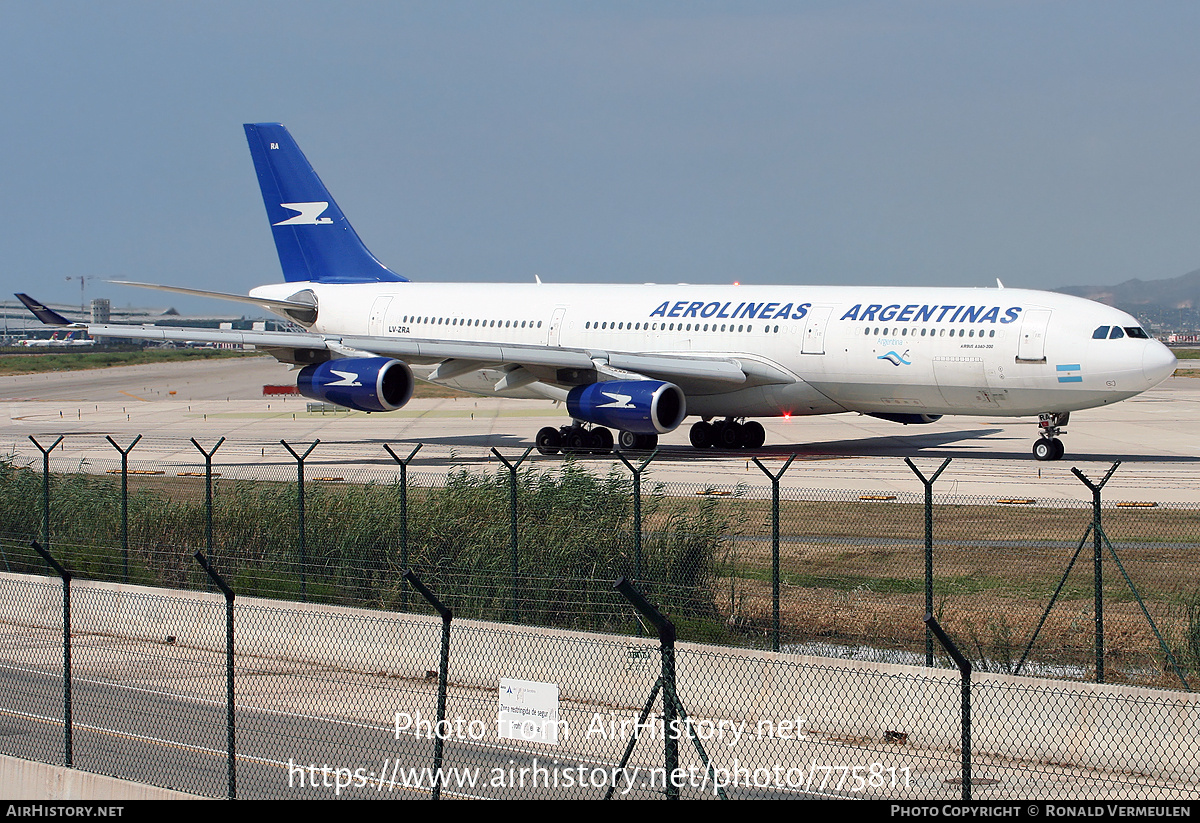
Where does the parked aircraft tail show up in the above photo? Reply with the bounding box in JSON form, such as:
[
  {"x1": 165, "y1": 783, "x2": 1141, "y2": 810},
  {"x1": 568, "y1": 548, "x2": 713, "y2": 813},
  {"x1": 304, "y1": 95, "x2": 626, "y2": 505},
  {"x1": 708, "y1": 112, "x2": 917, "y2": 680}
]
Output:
[{"x1": 14, "y1": 293, "x2": 72, "y2": 326}]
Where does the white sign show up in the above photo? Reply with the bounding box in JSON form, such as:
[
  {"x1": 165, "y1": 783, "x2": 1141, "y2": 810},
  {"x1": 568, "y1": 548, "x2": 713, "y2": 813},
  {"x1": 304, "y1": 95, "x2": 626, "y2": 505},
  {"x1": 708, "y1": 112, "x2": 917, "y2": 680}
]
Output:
[{"x1": 498, "y1": 678, "x2": 560, "y2": 745}]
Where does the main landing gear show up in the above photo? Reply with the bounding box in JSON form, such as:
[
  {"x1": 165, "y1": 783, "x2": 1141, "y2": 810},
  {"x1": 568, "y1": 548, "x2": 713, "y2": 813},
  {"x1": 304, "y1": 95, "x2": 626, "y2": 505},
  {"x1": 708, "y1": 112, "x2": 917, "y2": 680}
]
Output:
[
  {"x1": 1032, "y1": 412, "x2": 1068, "y2": 461},
  {"x1": 535, "y1": 424, "x2": 657, "y2": 456},
  {"x1": 689, "y1": 418, "x2": 766, "y2": 450}
]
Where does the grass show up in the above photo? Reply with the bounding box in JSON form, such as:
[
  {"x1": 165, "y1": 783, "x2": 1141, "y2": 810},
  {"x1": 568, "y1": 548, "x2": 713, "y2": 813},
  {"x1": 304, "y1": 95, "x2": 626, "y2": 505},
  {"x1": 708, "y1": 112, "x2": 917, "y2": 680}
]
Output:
[{"x1": 0, "y1": 347, "x2": 254, "y2": 375}]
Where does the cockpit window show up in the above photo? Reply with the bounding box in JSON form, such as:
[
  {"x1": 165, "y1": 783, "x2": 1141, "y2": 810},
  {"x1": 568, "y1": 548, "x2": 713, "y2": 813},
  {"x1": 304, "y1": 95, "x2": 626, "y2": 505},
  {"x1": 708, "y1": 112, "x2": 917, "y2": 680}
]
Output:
[{"x1": 1093, "y1": 324, "x2": 1152, "y2": 340}]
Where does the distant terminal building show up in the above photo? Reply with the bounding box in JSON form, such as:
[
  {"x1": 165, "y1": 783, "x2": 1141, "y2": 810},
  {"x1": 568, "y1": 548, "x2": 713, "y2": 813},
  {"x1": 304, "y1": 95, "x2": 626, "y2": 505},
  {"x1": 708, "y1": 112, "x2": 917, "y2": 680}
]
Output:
[{"x1": 1167, "y1": 333, "x2": 1200, "y2": 344}]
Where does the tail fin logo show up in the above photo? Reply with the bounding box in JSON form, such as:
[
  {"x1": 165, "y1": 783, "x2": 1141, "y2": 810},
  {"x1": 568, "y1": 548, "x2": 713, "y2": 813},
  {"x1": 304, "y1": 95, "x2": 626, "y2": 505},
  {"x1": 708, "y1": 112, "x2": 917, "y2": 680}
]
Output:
[{"x1": 273, "y1": 202, "x2": 333, "y2": 226}]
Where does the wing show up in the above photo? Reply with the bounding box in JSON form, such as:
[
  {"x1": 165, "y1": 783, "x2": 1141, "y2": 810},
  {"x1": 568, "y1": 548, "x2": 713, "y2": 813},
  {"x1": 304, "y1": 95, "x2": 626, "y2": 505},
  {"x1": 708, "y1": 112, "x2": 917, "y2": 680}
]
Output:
[{"x1": 79, "y1": 322, "x2": 794, "y2": 395}]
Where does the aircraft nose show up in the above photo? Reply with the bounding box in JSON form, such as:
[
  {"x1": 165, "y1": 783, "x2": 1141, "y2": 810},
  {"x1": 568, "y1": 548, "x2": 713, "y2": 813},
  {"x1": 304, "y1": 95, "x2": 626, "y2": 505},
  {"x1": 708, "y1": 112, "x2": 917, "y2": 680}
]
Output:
[{"x1": 1142, "y1": 342, "x2": 1177, "y2": 385}]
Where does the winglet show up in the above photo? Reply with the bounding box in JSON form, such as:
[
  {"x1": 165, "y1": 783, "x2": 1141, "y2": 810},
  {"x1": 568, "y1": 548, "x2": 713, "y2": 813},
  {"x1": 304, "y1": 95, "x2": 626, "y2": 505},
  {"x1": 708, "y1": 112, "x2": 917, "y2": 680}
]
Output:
[{"x1": 14, "y1": 294, "x2": 73, "y2": 326}]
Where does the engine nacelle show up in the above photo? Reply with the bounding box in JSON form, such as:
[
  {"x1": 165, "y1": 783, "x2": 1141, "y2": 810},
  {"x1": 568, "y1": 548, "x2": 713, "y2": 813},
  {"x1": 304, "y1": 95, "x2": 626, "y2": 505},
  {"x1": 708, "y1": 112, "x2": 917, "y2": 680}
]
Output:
[
  {"x1": 867, "y1": 413, "x2": 943, "y2": 425},
  {"x1": 297, "y1": 357, "x2": 414, "y2": 412},
  {"x1": 566, "y1": 380, "x2": 686, "y2": 435}
]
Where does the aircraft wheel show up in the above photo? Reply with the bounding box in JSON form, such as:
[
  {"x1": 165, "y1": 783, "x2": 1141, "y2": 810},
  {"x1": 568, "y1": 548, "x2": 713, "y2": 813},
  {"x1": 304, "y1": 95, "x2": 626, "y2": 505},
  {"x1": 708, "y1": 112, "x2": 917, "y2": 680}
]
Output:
[
  {"x1": 1050, "y1": 438, "x2": 1065, "y2": 461},
  {"x1": 567, "y1": 429, "x2": 587, "y2": 451},
  {"x1": 742, "y1": 421, "x2": 766, "y2": 449},
  {"x1": 1033, "y1": 439, "x2": 1054, "y2": 461},
  {"x1": 535, "y1": 426, "x2": 561, "y2": 455},
  {"x1": 592, "y1": 427, "x2": 614, "y2": 453},
  {"x1": 637, "y1": 433, "x2": 658, "y2": 450},
  {"x1": 719, "y1": 421, "x2": 744, "y2": 449},
  {"x1": 618, "y1": 430, "x2": 639, "y2": 450},
  {"x1": 689, "y1": 421, "x2": 713, "y2": 449}
]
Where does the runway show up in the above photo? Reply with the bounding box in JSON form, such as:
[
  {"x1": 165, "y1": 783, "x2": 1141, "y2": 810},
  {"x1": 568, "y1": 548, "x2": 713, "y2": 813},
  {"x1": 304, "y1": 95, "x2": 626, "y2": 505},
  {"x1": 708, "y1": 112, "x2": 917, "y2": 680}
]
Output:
[{"x1": 3, "y1": 356, "x2": 1200, "y2": 503}]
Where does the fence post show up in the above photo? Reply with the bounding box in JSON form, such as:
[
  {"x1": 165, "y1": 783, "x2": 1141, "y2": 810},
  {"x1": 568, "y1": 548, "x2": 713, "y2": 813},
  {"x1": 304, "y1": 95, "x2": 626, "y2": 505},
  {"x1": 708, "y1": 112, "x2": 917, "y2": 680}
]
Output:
[
  {"x1": 614, "y1": 577, "x2": 679, "y2": 799},
  {"x1": 106, "y1": 435, "x2": 141, "y2": 584},
  {"x1": 615, "y1": 450, "x2": 658, "y2": 583},
  {"x1": 403, "y1": 570, "x2": 452, "y2": 800},
  {"x1": 31, "y1": 540, "x2": 71, "y2": 768},
  {"x1": 1071, "y1": 462, "x2": 1119, "y2": 683},
  {"x1": 924, "y1": 613, "x2": 971, "y2": 800},
  {"x1": 191, "y1": 437, "x2": 226, "y2": 563},
  {"x1": 282, "y1": 439, "x2": 319, "y2": 602},
  {"x1": 384, "y1": 444, "x2": 423, "y2": 611},
  {"x1": 194, "y1": 551, "x2": 236, "y2": 800},
  {"x1": 752, "y1": 454, "x2": 797, "y2": 652},
  {"x1": 491, "y1": 447, "x2": 532, "y2": 623},
  {"x1": 29, "y1": 436, "x2": 63, "y2": 557},
  {"x1": 906, "y1": 457, "x2": 952, "y2": 667}
]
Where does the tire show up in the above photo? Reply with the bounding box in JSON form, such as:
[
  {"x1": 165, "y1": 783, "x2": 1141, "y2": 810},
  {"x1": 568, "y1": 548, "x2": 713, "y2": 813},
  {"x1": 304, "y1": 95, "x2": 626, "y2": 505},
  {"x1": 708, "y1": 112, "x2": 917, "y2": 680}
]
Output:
[
  {"x1": 1033, "y1": 440, "x2": 1053, "y2": 461},
  {"x1": 636, "y1": 433, "x2": 658, "y2": 450},
  {"x1": 689, "y1": 421, "x2": 713, "y2": 449},
  {"x1": 593, "y1": 427, "x2": 614, "y2": 453},
  {"x1": 718, "y1": 421, "x2": 744, "y2": 449},
  {"x1": 742, "y1": 421, "x2": 766, "y2": 449},
  {"x1": 618, "y1": 430, "x2": 639, "y2": 450},
  {"x1": 535, "y1": 426, "x2": 561, "y2": 455},
  {"x1": 1050, "y1": 438, "x2": 1065, "y2": 461}
]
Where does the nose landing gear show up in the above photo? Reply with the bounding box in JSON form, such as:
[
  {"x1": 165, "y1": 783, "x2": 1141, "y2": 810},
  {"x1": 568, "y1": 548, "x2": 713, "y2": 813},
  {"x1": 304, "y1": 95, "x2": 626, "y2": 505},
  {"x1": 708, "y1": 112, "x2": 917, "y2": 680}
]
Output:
[{"x1": 1033, "y1": 412, "x2": 1068, "y2": 461}]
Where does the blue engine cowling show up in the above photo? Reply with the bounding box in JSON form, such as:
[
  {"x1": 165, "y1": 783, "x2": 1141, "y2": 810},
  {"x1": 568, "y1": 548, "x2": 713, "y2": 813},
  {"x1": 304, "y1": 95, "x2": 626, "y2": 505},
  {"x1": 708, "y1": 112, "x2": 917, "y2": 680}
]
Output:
[
  {"x1": 297, "y1": 357, "x2": 414, "y2": 412},
  {"x1": 566, "y1": 380, "x2": 686, "y2": 435},
  {"x1": 867, "y1": 413, "x2": 943, "y2": 425}
]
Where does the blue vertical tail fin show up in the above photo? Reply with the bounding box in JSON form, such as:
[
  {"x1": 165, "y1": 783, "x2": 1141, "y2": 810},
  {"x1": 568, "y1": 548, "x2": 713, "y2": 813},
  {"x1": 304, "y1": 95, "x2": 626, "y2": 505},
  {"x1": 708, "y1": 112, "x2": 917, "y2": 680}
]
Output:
[{"x1": 244, "y1": 123, "x2": 406, "y2": 284}]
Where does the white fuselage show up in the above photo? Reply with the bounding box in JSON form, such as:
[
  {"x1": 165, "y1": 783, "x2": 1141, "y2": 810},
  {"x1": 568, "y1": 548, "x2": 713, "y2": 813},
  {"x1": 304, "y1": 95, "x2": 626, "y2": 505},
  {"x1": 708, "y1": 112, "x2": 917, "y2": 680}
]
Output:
[{"x1": 253, "y1": 281, "x2": 1177, "y2": 422}]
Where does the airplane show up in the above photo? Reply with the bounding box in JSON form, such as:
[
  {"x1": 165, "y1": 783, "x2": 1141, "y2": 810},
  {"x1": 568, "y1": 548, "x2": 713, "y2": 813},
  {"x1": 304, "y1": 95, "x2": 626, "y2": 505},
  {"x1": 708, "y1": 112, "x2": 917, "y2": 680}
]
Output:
[
  {"x1": 18, "y1": 327, "x2": 96, "y2": 348},
  {"x1": 17, "y1": 123, "x2": 1178, "y2": 461}
]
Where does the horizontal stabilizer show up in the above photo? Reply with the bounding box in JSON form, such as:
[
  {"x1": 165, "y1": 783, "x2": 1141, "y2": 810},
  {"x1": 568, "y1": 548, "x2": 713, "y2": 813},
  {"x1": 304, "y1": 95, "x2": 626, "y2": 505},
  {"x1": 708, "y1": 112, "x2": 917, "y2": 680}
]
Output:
[{"x1": 108, "y1": 280, "x2": 316, "y2": 315}]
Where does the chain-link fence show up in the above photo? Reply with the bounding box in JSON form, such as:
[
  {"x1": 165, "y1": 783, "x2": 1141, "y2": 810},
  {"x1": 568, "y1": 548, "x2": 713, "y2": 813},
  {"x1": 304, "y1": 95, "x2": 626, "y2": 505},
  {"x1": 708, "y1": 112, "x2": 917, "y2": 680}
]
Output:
[
  {"x1": 3, "y1": 566, "x2": 1196, "y2": 800},
  {"x1": 2, "y1": 439, "x2": 1197, "y2": 694}
]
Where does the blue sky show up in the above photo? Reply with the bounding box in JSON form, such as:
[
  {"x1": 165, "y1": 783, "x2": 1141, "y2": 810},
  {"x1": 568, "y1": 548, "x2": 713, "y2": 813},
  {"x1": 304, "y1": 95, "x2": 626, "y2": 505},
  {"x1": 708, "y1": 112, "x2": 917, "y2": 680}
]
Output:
[{"x1": 3, "y1": 2, "x2": 1199, "y2": 313}]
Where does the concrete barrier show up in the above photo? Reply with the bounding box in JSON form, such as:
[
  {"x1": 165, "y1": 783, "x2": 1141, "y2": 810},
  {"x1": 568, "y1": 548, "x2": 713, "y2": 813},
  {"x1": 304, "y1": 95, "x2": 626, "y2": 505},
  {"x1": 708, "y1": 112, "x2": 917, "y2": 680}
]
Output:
[
  {"x1": 2, "y1": 572, "x2": 1196, "y2": 788},
  {"x1": 0, "y1": 755, "x2": 201, "y2": 800}
]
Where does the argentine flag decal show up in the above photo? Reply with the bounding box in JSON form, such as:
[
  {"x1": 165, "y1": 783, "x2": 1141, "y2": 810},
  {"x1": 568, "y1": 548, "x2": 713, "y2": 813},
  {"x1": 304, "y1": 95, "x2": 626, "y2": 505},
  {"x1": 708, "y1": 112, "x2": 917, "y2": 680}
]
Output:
[{"x1": 1056, "y1": 364, "x2": 1083, "y2": 383}]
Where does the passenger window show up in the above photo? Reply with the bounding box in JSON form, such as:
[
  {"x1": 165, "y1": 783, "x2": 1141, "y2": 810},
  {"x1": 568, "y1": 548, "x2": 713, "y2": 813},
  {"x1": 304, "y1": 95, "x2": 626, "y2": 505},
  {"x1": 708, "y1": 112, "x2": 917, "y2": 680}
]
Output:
[
  {"x1": 1093, "y1": 326, "x2": 1110, "y2": 339},
  {"x1": 1109, "y1": 326, "x2": 1124, "y2": 339}
]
